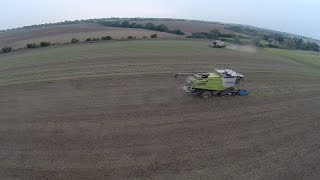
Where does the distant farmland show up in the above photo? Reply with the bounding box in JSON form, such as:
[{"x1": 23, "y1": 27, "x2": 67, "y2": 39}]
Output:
[
  {"x1": 0, "y1": 23, "x2": 182, "y2": 49},
  {"x1": 0, "y1": 19, "x2": 248, "y2": 50},
  {"x1": 1, "y1": 18, "x2": 319, "y2": 52}
]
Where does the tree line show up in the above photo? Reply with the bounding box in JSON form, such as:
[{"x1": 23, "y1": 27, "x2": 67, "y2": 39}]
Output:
[
  {"x1": 2, "y1": 19, "x2": 185, "y2": 36},
  {"x1": 1, "y1": 34, "x2": 159, "y2": 53},
  {"x1": 96, "y1": 21, "x2": 185, "y2": 35},
  {"x1": 187, "y1": 29, "x2": 250, "y2": 45},
  {"x1": 226, "y1": 25, "x2": 319, "y2": 52},
  {"x1": 187, "y1": 29, "x2": 246, "y2": 39},
  {"x1": 188, "y1": 27, "x2": 319, "y2": 52}
]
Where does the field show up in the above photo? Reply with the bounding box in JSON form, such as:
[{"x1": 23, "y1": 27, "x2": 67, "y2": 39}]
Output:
[
  {"x1": 266, "y1": 48, "x2": 320, "y2": 69},
  {"x1": 0, "y1": 23, "x2": 181, "y2": 49},
  {"x1": 0, "y1": 19, "x2": 243, "y2": 50},
  {"x1": 1, "y1": 40, "x2": 320, "y2": 179}
]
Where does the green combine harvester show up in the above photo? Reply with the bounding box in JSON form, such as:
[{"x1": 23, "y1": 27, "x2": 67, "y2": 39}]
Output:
[{"x1": 175, "y1": 69, "x2": 248, "y2": 98}]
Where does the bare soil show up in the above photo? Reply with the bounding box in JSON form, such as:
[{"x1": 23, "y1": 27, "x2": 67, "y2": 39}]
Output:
[
  {"x1": 0, "y1": 24, "x2": 181, "y2": 49},
  {"x1": 0, "y1": 40, "x2": 320, "y2": 179}
]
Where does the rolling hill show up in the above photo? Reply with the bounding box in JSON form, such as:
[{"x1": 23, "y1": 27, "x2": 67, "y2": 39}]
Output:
[
  {"x1": 1, "y1": 39, "x2": 320, "y2": 179},
  {"x1": 1, "y1": 17, "x2": 320, "y2": 179},
  {"x1": 1, "y1": 18, "x2": 319, "y2": 50},
  {"x1": 0, "y1": 23, "x2": 181, "y2": 49}
]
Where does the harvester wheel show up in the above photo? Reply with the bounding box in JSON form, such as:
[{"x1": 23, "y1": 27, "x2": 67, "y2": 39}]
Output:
[
  {"x1": 201, "y1": 91, "x2": 212, "y2": 99},
  {"x1": 219, "y1": 91, "x2": 228, "y2": 97}
]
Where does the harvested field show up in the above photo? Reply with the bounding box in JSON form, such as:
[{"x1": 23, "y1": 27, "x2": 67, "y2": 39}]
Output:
[
  {"x1": 0, "y1": 40, "x2": 320, "y2": 179},
  {"x1": 0, "y1": 24, "x2": 181, "y2": 49}
]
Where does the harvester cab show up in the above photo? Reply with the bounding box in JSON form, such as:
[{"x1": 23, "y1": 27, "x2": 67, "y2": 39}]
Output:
[{"x1": 176, "y1": 69, "x2": 248, "y2": 98}]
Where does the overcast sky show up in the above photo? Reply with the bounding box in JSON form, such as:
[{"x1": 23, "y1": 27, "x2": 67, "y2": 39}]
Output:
[{"x1": 1, "y1": 0, "x2": 319, "y2": 39}]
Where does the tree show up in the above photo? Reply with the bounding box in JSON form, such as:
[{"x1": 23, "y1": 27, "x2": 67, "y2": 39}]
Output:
[
  {"x1": 145, "y1": 23, "x2": 156, "y2": 30},
  {"x1": 121, "y1": 21, "x2": 130, "y2": 27},
  {"x1": 190, "y1": 32, "x2": 208, "y2": 39},
  {"x1": 267, "y1": 43, "x2": 279, "y2": 48},
  {"x1": 86, "y1": 38, "x2": 92, "y2": 41},
  {"x1": 282, "y1": 38, "x2": 296, "y2": 49},
  {"x1": 101, "y1": 36, "x2": 112, "y2": 40},
  {"x1": 220, "y1": 33, "x2": 236, "y2": 38},
  {"x1": 151, "y1": 34, "x2": 158, "y2": 38},
  {"x1": 71, "y1": 38, "x2": 79, "y2": 44},
  {"x1": 2, "y1": 46, "x2": 12, "y2": 53},
  {"x1": 263, "y1": 35, "x2": 270, "y2": 41},
  {"x1": 294, "y1": 38, "x2": 303, "y2": 49},
  {"x1": 97, "y1": 20, "x2": 184, "y2": 35},
  {"x1": 170, "y1": 29, "x2": 185, "y2": 35},
  {"x1": 273, "y1": 34, "x2": 285, "y2": 42},
  {"x1": 208, "y1": 29, "x2": 221, "y2": 39},
  {"x1": 130, "y1": 23, "x2": 143, "y2": 28},
  {"x1": 26, "y1": 43, "x2": 38, "y2": 48},
  {"x1": 304, "y1": 42, "x2": 320, "y2": 51},
  {"x1": 40, "y1": 42, "x2": 51, "y2": 47},
  {"x1": 127, "y1": 36, "x2": 133, "y2": 39},
  {"x1": 156, "y1": 24, "x2": 169, "y2": 32}
]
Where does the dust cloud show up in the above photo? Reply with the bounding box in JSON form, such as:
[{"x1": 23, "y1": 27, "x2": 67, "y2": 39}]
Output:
[{"x1": 227, "y1": 44, "x2": 258, "y2": 53}]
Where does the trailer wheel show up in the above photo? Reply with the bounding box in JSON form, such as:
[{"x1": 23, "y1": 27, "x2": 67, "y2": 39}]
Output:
[{"x1": 201, "y1": 91, "x2": 212, "y2": 99}]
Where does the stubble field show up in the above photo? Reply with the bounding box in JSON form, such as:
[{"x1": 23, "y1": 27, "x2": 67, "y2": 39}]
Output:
[
  {"x1": 0, "y1": 40, "x2": 319, "y2": 179},
  {"x1": 0, "y1": 24, "x2": 181, "y2": 49}
]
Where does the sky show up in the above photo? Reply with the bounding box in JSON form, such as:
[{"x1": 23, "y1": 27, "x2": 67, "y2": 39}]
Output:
[{"x1": 0, "y1": 0, "x2": 319, "y2": 39}]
